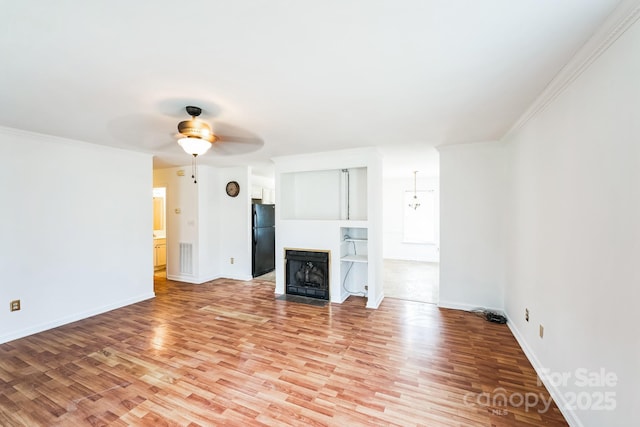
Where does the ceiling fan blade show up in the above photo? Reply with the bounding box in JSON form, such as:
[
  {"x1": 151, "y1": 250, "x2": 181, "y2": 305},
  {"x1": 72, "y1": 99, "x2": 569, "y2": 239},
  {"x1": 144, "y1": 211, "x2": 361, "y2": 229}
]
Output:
[
  {"x1": 210, "y1": 136, "x2": 264, "y2": 156},
  {"x1": 217, "y1": 135, "x2": 263, "y2": 145},
  {"x1": 108, "y1": 113, "x2": 177, "y2": 149},
  {"x1": 209, "y1": 121, "x2": 264, "y2": 155}
]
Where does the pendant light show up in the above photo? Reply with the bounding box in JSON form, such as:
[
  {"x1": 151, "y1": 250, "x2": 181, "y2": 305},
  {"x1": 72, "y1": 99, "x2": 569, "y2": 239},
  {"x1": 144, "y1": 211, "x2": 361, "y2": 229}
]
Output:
[{"x1": 408, "y1": 170, "x2": 421, "y2": 210}]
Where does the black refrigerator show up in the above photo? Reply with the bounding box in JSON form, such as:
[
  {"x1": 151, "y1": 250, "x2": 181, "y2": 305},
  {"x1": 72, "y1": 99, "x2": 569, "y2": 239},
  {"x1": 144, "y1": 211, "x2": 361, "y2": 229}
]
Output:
[{"x1": 252, "y1": 204, "x2": 275, "y2": 277}]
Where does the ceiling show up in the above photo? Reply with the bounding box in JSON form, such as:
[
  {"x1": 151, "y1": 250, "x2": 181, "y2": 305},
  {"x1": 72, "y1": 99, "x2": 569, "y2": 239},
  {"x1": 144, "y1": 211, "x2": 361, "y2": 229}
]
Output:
[{"x1": 0, "y1": 0, "x2": 622, "y2": 178}]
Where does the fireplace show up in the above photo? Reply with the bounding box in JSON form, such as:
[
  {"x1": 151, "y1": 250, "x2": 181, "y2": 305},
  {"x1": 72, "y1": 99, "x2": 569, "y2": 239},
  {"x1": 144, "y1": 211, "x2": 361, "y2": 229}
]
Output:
[{"x1": 285, "y1": 249, "x2": 330, "y2": 300}]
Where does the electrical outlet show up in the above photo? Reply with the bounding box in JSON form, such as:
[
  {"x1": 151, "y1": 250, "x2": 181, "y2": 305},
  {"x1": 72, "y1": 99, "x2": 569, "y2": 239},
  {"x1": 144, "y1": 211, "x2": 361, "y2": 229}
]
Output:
[
  {"x1": 539, "y1": 325, "x2": 544, "y2": 338},
  {"x1": 364, "y1": 285, "x2": 368, "y2": 290},
  {"x1": 230, "y1": 257, "x2": 234, "y2": 264},
  {"x1": 10, "y1": 300, "x2": 20, "y2": 312},
  {"x1": 525, "y1": 308, "x2": 529, "y2": 322}
]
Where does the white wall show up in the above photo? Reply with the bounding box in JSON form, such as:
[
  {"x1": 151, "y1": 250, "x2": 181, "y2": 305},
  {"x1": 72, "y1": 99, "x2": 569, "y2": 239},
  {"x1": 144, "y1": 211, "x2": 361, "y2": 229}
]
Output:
[
  {"x1": 196, "y1": 166, "x2": 223, "y2": 281},
  {"x1": 503, "y1": 14, "x2": 640, "y2": 426},
  {"x1": 154, "y1": 165, "x2": 252, "y2": 283},
  {"x1": 0, "y1": 127, "x2": 154, "y2": 344},
  {"x1": 382, "y1": 175, "x2": 440, "y2": 262},
  {"x1": 219, "y1": 167, "x2": 252, "y2": 280},
  {"x1": 437, "y1": 141, "x2": 506, "y2": 312},
  {"x1": 281, "y1": 169, "x2": 342, "y2": 220}
]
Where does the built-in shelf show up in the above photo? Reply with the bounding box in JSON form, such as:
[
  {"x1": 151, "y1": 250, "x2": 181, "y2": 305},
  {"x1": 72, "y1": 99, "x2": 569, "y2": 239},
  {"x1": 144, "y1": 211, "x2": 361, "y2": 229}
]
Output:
[
  {"x1": 341, "y1": 254, "x2": 368, "y2": 263},
  {"x1": 340, "y1": 226, "x2": 369, "y2": 298}
]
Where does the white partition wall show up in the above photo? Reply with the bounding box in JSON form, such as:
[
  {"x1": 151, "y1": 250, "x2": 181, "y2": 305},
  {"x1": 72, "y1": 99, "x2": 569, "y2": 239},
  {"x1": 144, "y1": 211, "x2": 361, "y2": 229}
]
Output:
[
  {"x1": 154, "y1": 165, "x2": 253, "y2": 283},
  {"x1": 273, "y1": 147, "x2": 383, "y2": 308},
  {"x1": 437, "y1": 141, "x2": 507, "y2": 312}
]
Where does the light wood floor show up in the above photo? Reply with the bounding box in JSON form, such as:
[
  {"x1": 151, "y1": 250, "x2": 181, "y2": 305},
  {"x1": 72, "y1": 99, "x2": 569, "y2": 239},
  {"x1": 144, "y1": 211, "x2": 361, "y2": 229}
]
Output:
[
  {"x1": 0, "y1": 277, "x2": 567, "y2": 426},
  {"x1": 383, "y1": 259, "x2": 439, "y2": 304}
]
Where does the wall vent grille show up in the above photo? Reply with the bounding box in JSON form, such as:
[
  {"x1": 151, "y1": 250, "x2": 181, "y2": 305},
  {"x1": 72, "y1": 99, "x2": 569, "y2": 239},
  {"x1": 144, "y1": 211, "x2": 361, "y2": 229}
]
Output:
[{"x1": 179, "y1": 243, "x2": 193, "y2": 275}]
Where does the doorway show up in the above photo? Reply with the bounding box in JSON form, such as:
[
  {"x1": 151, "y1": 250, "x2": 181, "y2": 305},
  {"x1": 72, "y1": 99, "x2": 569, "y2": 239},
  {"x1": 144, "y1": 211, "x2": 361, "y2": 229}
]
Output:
[
  {"x1": 153, "y1": 187, "x2": 167, "y2": 278},
  {"x1": 381, "y1": 173, "x2": 440, "y2": 304}
]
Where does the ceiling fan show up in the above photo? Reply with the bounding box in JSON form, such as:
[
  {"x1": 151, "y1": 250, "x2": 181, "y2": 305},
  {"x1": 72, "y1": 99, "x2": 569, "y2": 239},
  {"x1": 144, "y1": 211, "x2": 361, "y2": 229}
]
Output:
[
  {"x1": 174, "y1": 105, "x2": 263, "y2": 183},
  {"x1": 176, "y1": 105, "x2": 217, "y2": 155},
  {"x1": 175, "y1": 106, "x2": 216, "y2": 183},
  {"x1": 175, "y1": 105, "x2": 264, "y2": 153}
]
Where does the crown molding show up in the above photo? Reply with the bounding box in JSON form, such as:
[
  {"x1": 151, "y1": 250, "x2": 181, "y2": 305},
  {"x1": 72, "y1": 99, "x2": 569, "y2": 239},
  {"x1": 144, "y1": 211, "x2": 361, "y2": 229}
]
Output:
[
  {"x1": 435, "y1": 140, "x2": 504, "y2": 152},
  {"x1": 0, "y1": 125, "x2": 152, "y2": 159},
  {"x1": 504, "y1": 0, "x2": 640, "y2": 139}
]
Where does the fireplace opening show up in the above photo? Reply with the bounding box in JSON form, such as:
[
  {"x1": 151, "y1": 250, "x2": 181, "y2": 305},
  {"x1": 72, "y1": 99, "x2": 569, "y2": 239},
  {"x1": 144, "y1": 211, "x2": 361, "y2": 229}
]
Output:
[{"x1": 285, "y1": 249, "x2": 329, "y2": 300}]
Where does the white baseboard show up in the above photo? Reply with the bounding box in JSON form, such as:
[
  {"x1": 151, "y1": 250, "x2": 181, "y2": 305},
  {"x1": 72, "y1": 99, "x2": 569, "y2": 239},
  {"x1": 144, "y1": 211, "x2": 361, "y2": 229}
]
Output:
[
  {"x1": 166, "y1": 274, "x2": 224, "y2": 284},
  {"x1": 167, "y1": 274, "x2": 198, "y2": 283},
  {"x1": 0, "y1": 292, "x2": 155, "y2": 345},
  {"x1": 435, "y1": 303, "x2": 581, "y2": 425},
  {"x1": 506, "y1": 314, "x2": 582, "y2": 427},
  {"x1": 366, "y1": 292, "x2": 385, "y2": 309},
  {"x1": 437, "y1": 300, "x2": 504, "y2": 315},
  {"x1": 334, "y1": 292, "x2": 351, "y2": 304}
]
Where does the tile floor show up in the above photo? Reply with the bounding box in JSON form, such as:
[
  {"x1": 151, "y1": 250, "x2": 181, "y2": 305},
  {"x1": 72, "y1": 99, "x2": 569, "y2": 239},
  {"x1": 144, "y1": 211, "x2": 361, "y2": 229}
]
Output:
[
  {"x1": 383, "y1": 259, "x2": 439, "y2": 304},
  {"x1": 255, "y1": 269, "x2": 275, "y2": 281}
]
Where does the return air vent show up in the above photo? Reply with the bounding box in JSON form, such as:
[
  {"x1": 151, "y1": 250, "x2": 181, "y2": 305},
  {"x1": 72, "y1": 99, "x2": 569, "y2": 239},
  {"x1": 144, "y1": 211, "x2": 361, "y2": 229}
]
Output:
[{"x1": 179, "y1": 243, "x2": 193, "y2": 274}]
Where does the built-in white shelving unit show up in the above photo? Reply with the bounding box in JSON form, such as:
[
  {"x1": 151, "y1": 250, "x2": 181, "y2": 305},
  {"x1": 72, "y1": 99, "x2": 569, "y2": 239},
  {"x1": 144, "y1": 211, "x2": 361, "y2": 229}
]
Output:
[
  {"x1": 340, "y1": 227, "x2": 368, "y2": 296},
  {"x1": 340, "y1": 254, "x2": 368, "y2": 263}
]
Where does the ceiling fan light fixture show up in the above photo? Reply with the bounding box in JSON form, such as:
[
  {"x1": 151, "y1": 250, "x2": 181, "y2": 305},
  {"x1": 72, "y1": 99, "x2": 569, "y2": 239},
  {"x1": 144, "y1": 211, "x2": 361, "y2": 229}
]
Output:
[
  {"x1": 177, "y1": 118, "x2": 218, "y2": 143},
  {"x1": 175, "y1": 106, "x2": 227, "y2": 184},
  {"x1": 177, "y1": 137, "x2": 212, "y2": 156}
]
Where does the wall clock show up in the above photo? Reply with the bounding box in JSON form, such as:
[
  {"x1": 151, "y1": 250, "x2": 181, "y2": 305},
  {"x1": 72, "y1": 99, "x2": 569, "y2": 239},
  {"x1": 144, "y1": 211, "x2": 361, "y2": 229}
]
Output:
[{"x1": 225, "y1": 181, "x2": 240, "y2": 197}]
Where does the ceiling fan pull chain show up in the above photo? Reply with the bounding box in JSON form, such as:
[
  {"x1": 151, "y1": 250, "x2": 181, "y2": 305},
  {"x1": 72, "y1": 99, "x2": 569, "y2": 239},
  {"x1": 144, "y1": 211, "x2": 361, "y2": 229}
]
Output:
[{"x1": 192, "y1": 155, "x2": 197, "y2": 184}]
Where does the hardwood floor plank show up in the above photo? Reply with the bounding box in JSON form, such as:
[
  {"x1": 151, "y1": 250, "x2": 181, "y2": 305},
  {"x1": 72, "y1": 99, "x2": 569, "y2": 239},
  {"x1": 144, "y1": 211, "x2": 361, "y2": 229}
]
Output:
[{"x1": 0, "y1": 277, "x2": 568, "y2": 426}]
